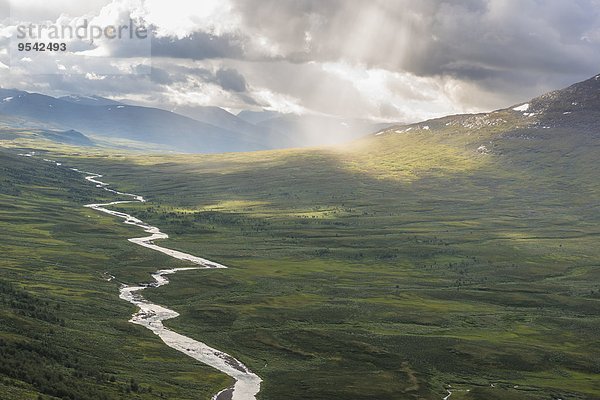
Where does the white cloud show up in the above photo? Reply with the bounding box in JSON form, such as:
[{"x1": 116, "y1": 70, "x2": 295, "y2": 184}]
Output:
[
  {"x1": 6, "y1": 0, "x2": 110, "y2": 21},
  {"x1": 143, "y1": 0, "x2": 239, "y2": 38},
  {"x1": 320, "y1": 61, "x2": 485, "y2": 121},
  {"x1": 85, "y1": 72, "x2": 106, "y2": 80},
  {"x1": 251, "y1": 89, "x2": 306, "y2": 114}
]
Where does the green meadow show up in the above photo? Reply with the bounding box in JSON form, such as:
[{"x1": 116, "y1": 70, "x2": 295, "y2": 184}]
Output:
[{"x1": 1, "y1": 124, "x2": 599, "y2": 399}]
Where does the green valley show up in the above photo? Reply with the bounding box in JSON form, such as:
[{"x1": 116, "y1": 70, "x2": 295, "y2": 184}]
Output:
[{"x1": 2, "y1": 73, "x2": 599, "y2": 399}]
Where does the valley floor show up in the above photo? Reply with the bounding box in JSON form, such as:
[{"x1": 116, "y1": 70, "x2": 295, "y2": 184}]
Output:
[{"x1": 1, "y1": 128, "x2": 599, "y2": 399}]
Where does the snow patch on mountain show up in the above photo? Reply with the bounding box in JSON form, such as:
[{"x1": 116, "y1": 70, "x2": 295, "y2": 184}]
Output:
[{"x1": 513, "y1": 103, "x2": 530, "y2": 112}]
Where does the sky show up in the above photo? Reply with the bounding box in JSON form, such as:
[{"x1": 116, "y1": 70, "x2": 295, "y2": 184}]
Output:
[{"x1": 1, "y1": 0, "x2": 600, "y2": 123}]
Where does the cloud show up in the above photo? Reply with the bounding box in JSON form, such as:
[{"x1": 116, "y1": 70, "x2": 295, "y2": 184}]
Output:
[
  {"x1": 227, "y1": 0, "x2": 600, "y2": 74},
  {"x1": 1, "y1": 0, "x2": 600, "y2": 123},
  {"x1": 151, "y1": 31, "x2": 244, "y2": 60},
  {"x1": 215, "y1": 68, "x2": 247, "y2": 92},
  {"x1": 149, "y1": 66, "x2": 173, "y2": 84},
  {"x1": 2, "y1": 0, "x2": 109, "y2": 21},
  {"x1": 142, "y1": 0, "x2": 239, "y2": 38}
]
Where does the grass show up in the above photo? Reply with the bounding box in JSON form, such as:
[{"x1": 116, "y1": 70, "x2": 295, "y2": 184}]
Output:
[{"x1": 1, "y1": 120, "x2": 599, "y2": 400}]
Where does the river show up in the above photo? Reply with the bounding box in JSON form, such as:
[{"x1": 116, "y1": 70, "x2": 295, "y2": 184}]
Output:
[{"x1": 76, "y1": 167, "x2": 262, "y2": 400}]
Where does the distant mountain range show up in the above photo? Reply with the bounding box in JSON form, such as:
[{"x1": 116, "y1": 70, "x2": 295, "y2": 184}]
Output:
[
  {"x1": 0, "y1": 89, "x2": 394, "y2": 153},
  {"x1": 2, "y1": 74, "x2": 599, "y2": 154}
]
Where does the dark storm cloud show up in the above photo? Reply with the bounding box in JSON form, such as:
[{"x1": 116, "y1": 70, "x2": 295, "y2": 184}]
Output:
[
  {"x1": 404, "y1": 1, "x2": 600, "y2": 77},
  {"x1": 93, "y1": 0, "x2": 598, "y2": 85},
  {"x1": 151, "y1": 31, "x2": 245, "y2": 60},
  {"x1": 3, "y1": 0, "x2": 600, "y2": 121},
  {"x1": 215, "y1": 68, "x2": 247, "y2": 92},
  {"x1": 146, "y1": 65, "x2": 247, "y2": 93},
  {"x1": 229, "y1": 0, "x2": 600, "y2": 89}
]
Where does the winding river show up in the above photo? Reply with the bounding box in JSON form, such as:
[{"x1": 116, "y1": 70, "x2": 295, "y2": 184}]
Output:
[{"x1": 75, "y1": 167, "x2": 262, "y2": 400}]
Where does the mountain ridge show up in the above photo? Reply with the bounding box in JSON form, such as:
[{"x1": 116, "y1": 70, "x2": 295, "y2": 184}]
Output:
[
  {"x1": 0, "y1": 88, "x2": 266, "y2": 153},
  {"x1": 374, "y1": 73, "x2": 600, "y2": 142}
]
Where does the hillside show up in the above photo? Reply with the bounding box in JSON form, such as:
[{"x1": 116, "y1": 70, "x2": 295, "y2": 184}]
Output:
[
  {"x1": 0, "y1": 128, "x2": 94, "y2": 147},
  {"x1": 373, "y1": 73, "x2": 600, "y2": 144},
  {"x1": 332, "y1": 74, "x2": 600, "y2": 184}
]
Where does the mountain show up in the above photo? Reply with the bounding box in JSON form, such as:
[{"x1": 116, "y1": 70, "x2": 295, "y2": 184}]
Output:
[
  {"x1": 523, "y1": 73, "x2": 600, "y2": 131},
  {"x1": 170, "y1": 105, "x2": 293, "y2": 148},
  {"x1": 373, "y1": 73, "x2": 600, "y2": 143},
  {"x1": 341, "y1": 73, "x2": 600, "y2": 187},
  {"x1": 0, "y1": 89, "x2": 270, "y2": 153}
]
